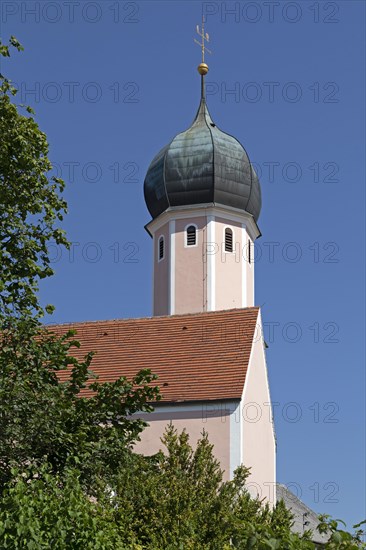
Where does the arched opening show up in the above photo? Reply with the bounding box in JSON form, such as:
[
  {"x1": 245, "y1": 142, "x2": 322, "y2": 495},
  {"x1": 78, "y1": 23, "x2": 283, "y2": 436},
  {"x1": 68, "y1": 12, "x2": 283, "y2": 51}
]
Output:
[{"x1": 186, "y1": 225, "x2": 197, "y2": 246}]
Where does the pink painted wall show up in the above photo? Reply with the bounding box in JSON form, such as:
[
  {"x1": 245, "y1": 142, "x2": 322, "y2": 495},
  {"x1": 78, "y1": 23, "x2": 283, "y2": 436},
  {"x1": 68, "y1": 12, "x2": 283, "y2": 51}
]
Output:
[
  {"x1": 175, "y1": 217, "x2": 206, "y2": 315},
  {"x1": 134, "y1": 404, "x2": 232, "y2": 480},
  {"x1": 241, "y1": 317, "x2": 276, "y2": 506},
  {"x1": 215, "y1": 217, "x2": 243, "y2": 311},
  {"x1": 153, "y1": 222, "x2": 169, "y2": 316},
  {"x1": 152, "y1": 212, "x2": 257, "y2": 316}
]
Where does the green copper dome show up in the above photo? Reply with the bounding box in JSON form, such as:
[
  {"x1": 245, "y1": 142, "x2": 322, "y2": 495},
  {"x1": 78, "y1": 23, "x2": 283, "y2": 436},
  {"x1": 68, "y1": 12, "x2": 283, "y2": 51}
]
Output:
[{"x1": 144, "y1": 96, "x2": 262, "y2": 222}]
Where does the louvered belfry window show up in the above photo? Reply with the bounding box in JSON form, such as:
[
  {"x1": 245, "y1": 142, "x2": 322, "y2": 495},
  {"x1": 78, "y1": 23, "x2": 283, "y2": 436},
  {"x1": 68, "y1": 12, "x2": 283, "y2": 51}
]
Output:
[
  {"x1": 158, "y1": 236, "x2": 164, "y2": 260},
  {"x1": 225, "y1": 228, "x2": 233, "y2": 253},
  {"x1": 186, "y1": 225, "x2": 197, "y2": 246}
]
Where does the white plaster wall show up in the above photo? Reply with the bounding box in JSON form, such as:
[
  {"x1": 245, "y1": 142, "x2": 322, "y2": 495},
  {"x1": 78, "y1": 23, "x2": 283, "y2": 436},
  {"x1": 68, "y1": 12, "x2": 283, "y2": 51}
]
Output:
[
  {"x1": 241, "y1": 312, "x2": 276, "y2": 506},
  {"x1": 245, "y1": 234, "x2": 255, "y2": 307}
]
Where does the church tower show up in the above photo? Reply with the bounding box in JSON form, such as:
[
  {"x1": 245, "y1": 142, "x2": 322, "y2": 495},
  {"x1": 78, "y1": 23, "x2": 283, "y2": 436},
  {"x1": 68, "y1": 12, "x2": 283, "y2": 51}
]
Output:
[
  {"x1": 59, "y1": 28, "x2": 276, "y2": 504},
  {"x1": 144, "y1": 35, "x2": 261, "y2": 317}
]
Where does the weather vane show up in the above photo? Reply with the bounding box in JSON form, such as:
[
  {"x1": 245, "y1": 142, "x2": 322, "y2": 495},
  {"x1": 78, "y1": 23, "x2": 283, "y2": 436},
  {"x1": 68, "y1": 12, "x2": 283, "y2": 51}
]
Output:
[{"x1": 194, "y1": 16, "x2": 211, "y2": 75}]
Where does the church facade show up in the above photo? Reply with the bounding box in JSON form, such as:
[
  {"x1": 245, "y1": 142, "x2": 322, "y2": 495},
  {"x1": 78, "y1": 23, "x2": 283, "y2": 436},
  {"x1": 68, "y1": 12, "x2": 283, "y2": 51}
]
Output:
[{"x1": 58, "y1": 58, "x2": 276, "y2": 505}]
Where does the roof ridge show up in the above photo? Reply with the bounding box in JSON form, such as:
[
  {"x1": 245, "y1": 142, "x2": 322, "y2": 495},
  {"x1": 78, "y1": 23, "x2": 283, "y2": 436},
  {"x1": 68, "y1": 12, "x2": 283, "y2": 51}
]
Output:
[{"x1": 46, "y1": 306, "x2": 260, "y2": 328}]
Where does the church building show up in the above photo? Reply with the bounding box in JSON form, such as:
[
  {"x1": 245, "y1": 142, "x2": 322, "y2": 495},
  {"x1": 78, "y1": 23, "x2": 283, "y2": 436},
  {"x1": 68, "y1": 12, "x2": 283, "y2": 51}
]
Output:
[{"x1": 58, "y1": 47, "x2": 276, "y2": 505}]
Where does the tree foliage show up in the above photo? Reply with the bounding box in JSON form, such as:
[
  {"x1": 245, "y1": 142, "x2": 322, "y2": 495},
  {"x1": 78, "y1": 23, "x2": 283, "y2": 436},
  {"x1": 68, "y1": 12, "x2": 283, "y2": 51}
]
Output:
[
  {"x1": 0, "y1": 465, "x2": 125, "y2": 550},
  {"x1": 0, "y1": 36, "x2": 68, "y2": 320},
  {"x1": 0, "y1": 317, "x2": 160, "y2": 491},
  {"x1": 0, "y1": 426, "x2": 364, "y2": 549}
]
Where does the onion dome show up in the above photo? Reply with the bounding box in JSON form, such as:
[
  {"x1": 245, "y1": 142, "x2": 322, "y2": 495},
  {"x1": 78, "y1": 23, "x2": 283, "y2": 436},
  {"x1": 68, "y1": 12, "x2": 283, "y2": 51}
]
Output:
[{"x1": 144, "y1": 66, "x2": 262, "y2": 222}]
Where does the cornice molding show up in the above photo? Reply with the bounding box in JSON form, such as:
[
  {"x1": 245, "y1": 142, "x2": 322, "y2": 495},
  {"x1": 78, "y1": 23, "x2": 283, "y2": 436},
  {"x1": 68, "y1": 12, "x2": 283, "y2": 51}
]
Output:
[{"x1": 145, "y1": 203, "x2": 261, "y2": 241}]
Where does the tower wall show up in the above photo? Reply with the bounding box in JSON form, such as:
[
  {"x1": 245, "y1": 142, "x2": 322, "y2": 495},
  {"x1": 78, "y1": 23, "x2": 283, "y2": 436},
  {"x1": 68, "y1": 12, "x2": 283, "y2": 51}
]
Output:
[
  {"x1": 150, "y1": 206, "x2": 259, "y2": 316},
  {"x1": 246, "y1": 234, "x2": 255, "y2": 307},
  {"x1": 214, "y1": 217, "x2": 243, "y2": 311},
  {"x1": 175, "y1": 216, "x2": 206, "y2": 314},
  {"x1": 153, "y1": 221, "x2": 170, "y2": 316}
]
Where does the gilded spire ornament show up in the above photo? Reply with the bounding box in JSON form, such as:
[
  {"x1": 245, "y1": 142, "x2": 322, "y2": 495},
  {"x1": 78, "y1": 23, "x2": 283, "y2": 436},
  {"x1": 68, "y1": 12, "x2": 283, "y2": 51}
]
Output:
[{"x1": 194, "y1": 17, "x2": 211, "y2": 76}]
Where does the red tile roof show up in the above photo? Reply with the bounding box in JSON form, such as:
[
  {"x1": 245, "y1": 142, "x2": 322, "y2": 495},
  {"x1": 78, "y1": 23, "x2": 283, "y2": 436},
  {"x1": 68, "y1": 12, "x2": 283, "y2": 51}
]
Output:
[{"x1": 52, "y1": 307, "x2": 260, "y2": 403}]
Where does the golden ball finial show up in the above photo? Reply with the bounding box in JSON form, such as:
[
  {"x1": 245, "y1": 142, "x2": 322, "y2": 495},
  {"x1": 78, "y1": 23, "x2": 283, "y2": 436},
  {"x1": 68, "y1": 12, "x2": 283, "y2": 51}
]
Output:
[{"x1": 198, "y1": 62, "x2": 209, "y2": 76}]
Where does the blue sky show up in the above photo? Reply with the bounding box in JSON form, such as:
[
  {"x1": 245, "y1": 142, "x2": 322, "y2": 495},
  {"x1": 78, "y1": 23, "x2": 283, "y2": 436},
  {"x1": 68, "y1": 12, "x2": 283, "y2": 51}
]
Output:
[{"x1": 2, "y1": 0, "x2": 365, "y2": 529}]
